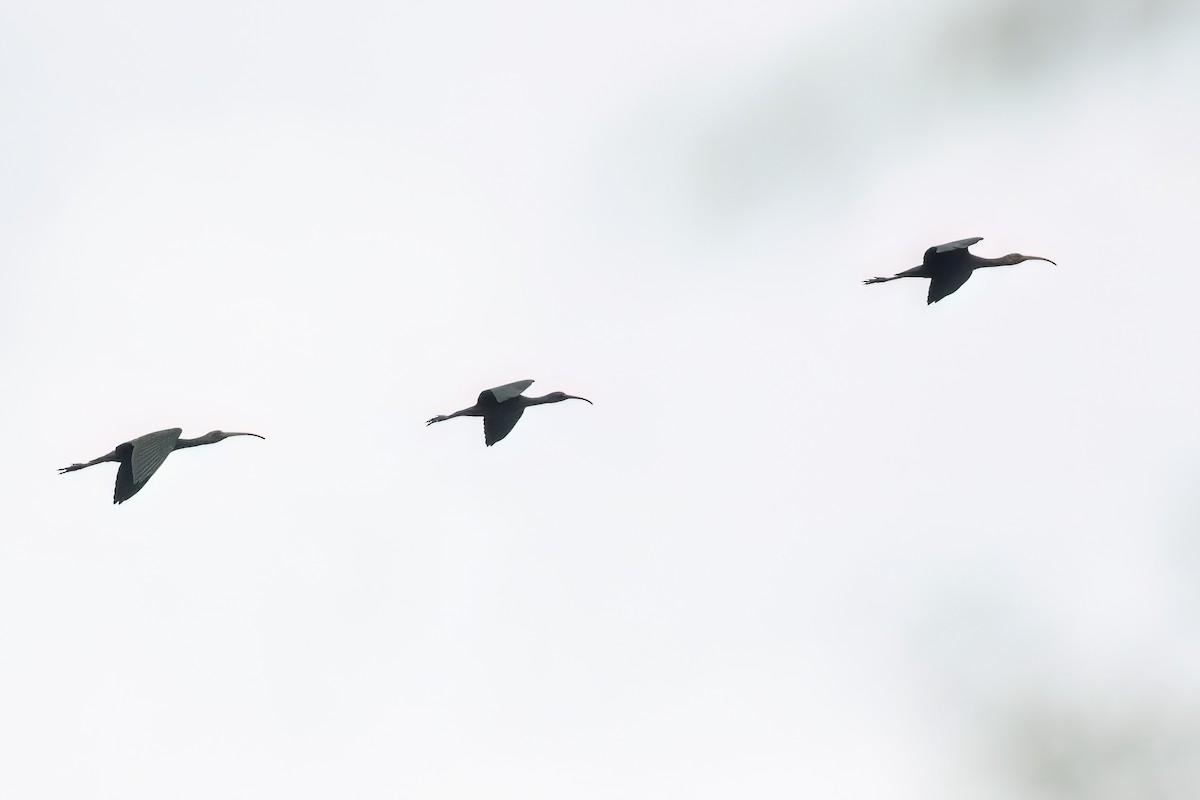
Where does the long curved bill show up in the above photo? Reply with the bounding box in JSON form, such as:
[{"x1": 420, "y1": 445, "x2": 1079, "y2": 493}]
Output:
[
  {"x1": 227, "y1": 432, "x2": 266, "y2": 439},
  {"x1": 564, "y1": 395, "x2": 593, "y2": 404}
]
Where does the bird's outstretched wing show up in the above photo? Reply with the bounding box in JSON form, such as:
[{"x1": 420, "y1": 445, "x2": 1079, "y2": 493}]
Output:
[
  {"x1": 934, "y1": 237, "x2": 983, "y2": 253},
  {"x1": 931, "y1": 237, "x2": 979, "y2": 253},
  {"x1": 484, "y1": 379, "x2": 534, "y2": 405},
  {"x1": 119, "y1": 428, "x2": 182, "y2": 503},
  {"x1": 484, "y1": 404, "x2": 525, "y2": 446},
  {"x1": 113, "y1": 443, "x2": 136, "y2": 504},
  {"x1": 927, "y1": 267, "x2": 974, "y2": 304},
  {"x1": 924, "y1": 238, "x2": 982, "y2": 267}
]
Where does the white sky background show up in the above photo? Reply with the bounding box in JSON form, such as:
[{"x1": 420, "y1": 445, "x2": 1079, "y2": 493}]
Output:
[{"x1": 2, "y1": 0, "x2": 1199, "y2": 797}]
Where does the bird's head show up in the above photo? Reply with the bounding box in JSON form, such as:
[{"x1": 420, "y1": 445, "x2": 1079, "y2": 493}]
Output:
[
  {"x1": 207, "y1": 430, "x2": 266, "y2": 441},
  {"x1": 1006, "y1": 253, "x2": 1056, "y2": 266},
  {"x1": 547, "y1": 392, "x2": 593, "y2": 405}
]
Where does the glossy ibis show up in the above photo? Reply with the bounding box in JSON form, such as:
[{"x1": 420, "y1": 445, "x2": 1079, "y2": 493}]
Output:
[
  {"x1": 863, "y1": 237, "x2": 1055, "y2": 304},
  {"x1": 426, "y1": 379, "x2": 592, "y2": 446},
  {"x1": 59, "y1": 428, "x2": 265, "y2": 504}
]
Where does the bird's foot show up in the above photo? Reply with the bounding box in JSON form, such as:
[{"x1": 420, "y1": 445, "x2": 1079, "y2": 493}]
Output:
[
  {"x1": 58, "y1": 464, "x2": 85, "y2": 474},
  {"x1": 863, "y1": 277, "x2": 890, "y2": 285},
  {"x1": 425, "y1": 416, "x2": 448, "y2": 425}
]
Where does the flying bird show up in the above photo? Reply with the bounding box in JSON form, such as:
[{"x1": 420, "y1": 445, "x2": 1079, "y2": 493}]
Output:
[
  {"x1": 426, "y1": 379, "x2": 592, "y2": 446},
  {"x1": 863, "y1": 237, "x2": 1055, "y2": 304},
  {"x1": 59, "y1": 428, "x2": 265, "y2": 504}
]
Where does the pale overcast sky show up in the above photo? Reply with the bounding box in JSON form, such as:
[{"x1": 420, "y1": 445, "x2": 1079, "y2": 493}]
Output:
[{"x1": 2, "y1": 0, "x2": 1199, "y2": 798}]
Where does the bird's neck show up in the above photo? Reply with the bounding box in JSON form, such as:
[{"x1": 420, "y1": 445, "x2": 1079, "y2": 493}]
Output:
[
  {"x1": 523, "y1": 394, "x2": 561, "y2": 407},
  {"x1": 175, "y1": 434, "x2": 218, "y2": 449},
  {"x1": 974, "y1": 253, "x2": 1023, "y2": 269}
]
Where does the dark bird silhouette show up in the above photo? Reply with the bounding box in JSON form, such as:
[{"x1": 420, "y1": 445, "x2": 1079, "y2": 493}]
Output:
[
  {"x1": 426, "y1": 379, "x2": 592, "y2": 446},
  {"x1": 59, "y1": 428, "x2": 264, "y2": 504},
  {"x1": 863, "y1": 237, "x2": 1055, "y2": 304}
]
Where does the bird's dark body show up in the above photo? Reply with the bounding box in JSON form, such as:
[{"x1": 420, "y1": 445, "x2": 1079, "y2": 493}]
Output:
[
  {"x1": 474, "y1": 388, "x2": 528, "y2": 445},
  {"x1": 484, "y1": 400, "x2": 527, "y2": 446},
  {"x1": 921, "y1": 247, "x2": 977, "y2": 304}
]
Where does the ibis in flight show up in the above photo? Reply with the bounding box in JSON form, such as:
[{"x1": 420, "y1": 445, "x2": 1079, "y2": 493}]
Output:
[
  {"x1": 426, "y1": 379, "x2": 592, "y2": 446},
  {"x1": 59, "y1": 428, "x2": 265, "y2": 504},
  {"x1": 863, "y1": 237, "x2": 1055, "y2": 304}
]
